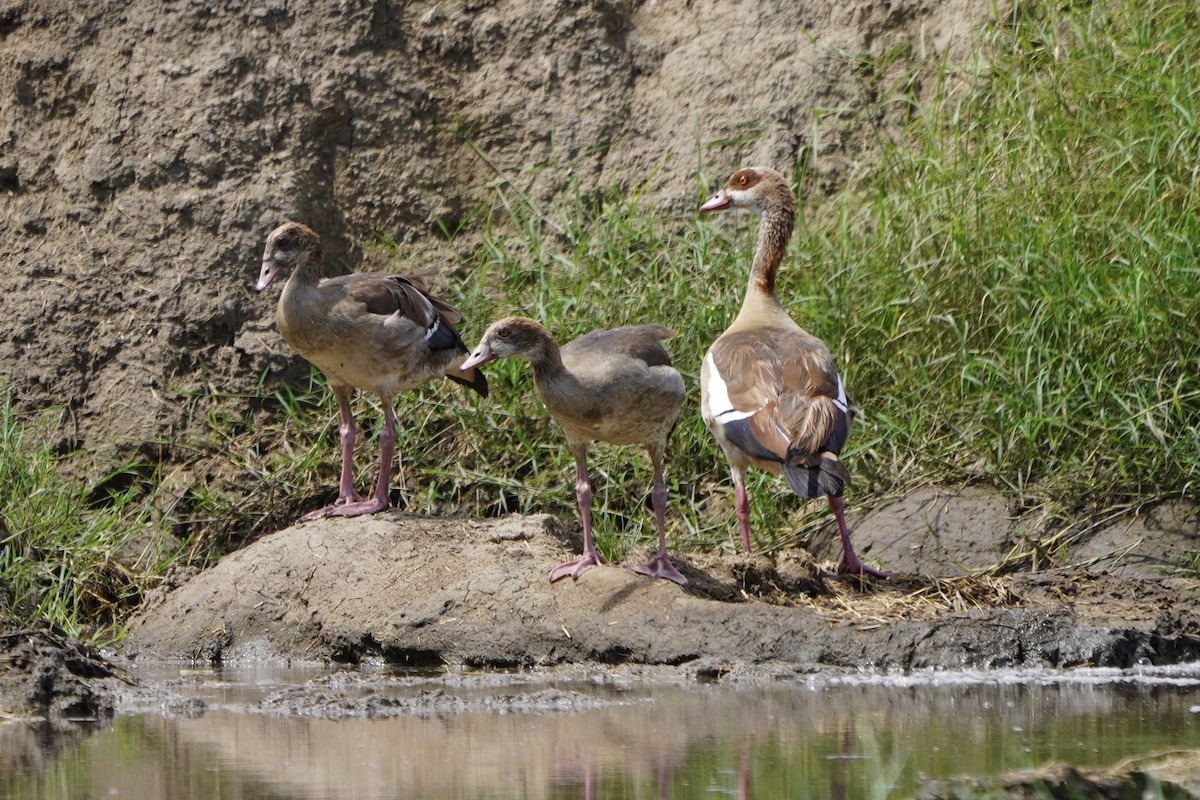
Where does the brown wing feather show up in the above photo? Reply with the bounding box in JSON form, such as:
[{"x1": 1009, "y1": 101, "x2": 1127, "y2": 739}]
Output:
[
  {"x1": 774, "y1": 345, "x2": 843, "y2": 460},
  {"x1": 712, "y1": 338, "x2": 775, "y2": 413},
  {"x1": 744, "y1": 401, "x2": 791, "y2": 460},
  {"x1": 710, "y1": 328, "x2": 846, "y2": 463},
  {"x1": 401, "y1": 274, "x2": 465, "y2": 325},
  {"x1": 335, "y1": 273, "x2": 467, "y2": 330}
]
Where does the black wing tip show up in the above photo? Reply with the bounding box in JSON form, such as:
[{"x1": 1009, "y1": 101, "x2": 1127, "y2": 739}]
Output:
[
  {"x1": 426, "y1": 319, "x2": 469, "y2": 354},
  {"x1": 782, "y1": 456, "x2": 849, "y2": 498},
  {"x1": 449, "y1": 368, "x2": 489, "y2": 399}
]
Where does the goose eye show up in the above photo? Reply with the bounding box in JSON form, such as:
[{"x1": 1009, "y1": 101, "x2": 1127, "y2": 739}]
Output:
[
  {"x1": 738, "y1": 175, "x2": 748, "y2": 186},
  {"x1": 497, "y1": 328, "x2": 509, "y2": 339},
  {"x1": 277, "y1": 235, "x2": 292, "y2": 249}
]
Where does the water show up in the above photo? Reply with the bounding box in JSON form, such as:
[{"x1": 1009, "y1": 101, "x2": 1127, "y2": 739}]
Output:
[{"x1": 3, "y1": 663, "x2": 1200, "y2": 799}]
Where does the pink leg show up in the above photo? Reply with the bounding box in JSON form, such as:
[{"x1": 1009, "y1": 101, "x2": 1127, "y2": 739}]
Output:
[
  {"x1": 631, "y1": 441, "x2": 687, "y2": 585},
  {"x1": 550, "y1": 444, "x2": 606, "y2": 582},
  {"x1": 367, "y1": 403, "x2": 396, "y2": 507},
  {"x1": 830, "y1": 495, "x2": 889, "y2": 577},
  {"x1": 733, "y1": 465, "x2": 752, "y2": 553},
  {"x1": 302, "y1": 389, "x2": 392, "y2": 521}
]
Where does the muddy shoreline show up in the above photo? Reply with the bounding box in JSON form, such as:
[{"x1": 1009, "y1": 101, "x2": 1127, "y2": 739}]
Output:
[
  {"x1": 5, "y1": 488, "x2": 1199, "y2": 725},
  {"x1": 3, "y1": 489, "x2": 1199, "y2": 800},
  {"x1": 117, "y1": 493, "x2": 1200, "y2": 672}
]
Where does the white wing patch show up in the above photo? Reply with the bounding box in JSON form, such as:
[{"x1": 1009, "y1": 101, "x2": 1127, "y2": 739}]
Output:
[
  {"x1": 833, "y1": 374, "x2": 848, "y2": 413},
  {"x1": 704, "y1": 351, "x2": 756, "y2": 422}
]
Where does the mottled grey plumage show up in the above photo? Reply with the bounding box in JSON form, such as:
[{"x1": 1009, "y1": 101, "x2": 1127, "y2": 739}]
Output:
[
  {"x1": 256, "y1": 221, "x2": 486, "y2": 521},
  {"x1": 462, "y1": 316, "x2": 687, "y2": 584}
]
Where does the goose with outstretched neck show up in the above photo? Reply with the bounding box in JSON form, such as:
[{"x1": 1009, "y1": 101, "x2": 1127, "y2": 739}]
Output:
[
  {"x1": 255, "y1": 221, "x2": 487, "y2": 521},
  {"x1": 698, "y1": 167, "x2": 886, "y2": 577},
  {"x1": 461, "y1": 317, "x2": 688, "y2": 585}
]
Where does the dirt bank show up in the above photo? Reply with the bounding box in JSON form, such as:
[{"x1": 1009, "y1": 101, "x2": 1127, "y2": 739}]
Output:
[
  {"x1": 0, "y1": 0, "x2": 1000, "y2": 458},
  {"x1": 121, "y1": 488, "x2": 1200, "y2": 670}
]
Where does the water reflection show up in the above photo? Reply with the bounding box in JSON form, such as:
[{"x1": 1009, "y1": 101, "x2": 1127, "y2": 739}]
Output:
[{"x1": 3, "y1": 665, "x2": 1200, "y2": 799}]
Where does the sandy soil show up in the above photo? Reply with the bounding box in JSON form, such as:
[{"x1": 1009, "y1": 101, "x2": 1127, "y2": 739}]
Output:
[{"x1": 119, "y1": 488, "x2": 1200, "y2": 671}]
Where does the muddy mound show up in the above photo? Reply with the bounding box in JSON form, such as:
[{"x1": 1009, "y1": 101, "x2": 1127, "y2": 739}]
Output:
[
  {"x1": 0, "y1": 628, "x2": 125, "y2": 720},
  {"x1": 0, "y1": 0, "x2": 1001, "y2": 456},
  {"x1": 123, "y1": 502, "x2": 1200, "y2": 671}
]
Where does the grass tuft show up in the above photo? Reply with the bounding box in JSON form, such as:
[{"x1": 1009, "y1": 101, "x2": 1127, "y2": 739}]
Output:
[
  {"x1": 828, "y1": 0, "x2": 1200, "y2": 508},
  {"x1": 0, "y1": 395, "x2": 179, "y2": 640}
]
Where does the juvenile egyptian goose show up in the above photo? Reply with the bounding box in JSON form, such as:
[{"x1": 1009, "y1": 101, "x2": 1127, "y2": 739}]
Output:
[
  {"x1": 698, "y1": 167, "x2": 886, "y2": 577},
  {"x1": 461, "y1": 317, "x2": 688, "y2": 585},
  {"x1": 255, "y1": 222, "x2": 487, "y2": 521}
]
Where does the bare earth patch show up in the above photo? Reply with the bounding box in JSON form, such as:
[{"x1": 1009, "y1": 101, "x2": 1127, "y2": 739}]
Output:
[{"x1": 121, "y1": 489, "x2": 1200, "y2": 672}]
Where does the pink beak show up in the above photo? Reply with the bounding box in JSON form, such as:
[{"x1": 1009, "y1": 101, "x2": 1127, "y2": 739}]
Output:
[
  {"x1": 255, "y1": 258, "x2": 282, "y2": 292},
  {"x1": 699, "y1": 192, "x2": 731, "y2": 213},
  {"x1": 459, "y1": 345, "x2": 496, "y2": 371}
]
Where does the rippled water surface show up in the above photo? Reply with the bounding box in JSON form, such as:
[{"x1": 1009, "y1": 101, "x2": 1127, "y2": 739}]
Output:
[{"x1": 3, "y1": 663, "x2": 1200, "y2": 799}]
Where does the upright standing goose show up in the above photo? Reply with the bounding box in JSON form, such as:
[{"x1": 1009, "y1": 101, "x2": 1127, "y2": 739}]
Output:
[
  {"x1": 255, "y1": 221, "x2": 487, "y2": 521},
  {"x1": 698, "y1": 167, "x2": 886, "y2": 577},
  {"x1": 461, "y1": 317, "x2": 688, "y2": 585}
]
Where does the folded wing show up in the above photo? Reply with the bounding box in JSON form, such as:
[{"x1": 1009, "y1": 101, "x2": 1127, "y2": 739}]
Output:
[{"x1": 706, "y1": 328, "x2": 853, "y2": 497}]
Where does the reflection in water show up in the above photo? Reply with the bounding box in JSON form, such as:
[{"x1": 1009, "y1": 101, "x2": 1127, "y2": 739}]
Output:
[{"x1": 2, "y1": 665, "x2": 1200, "y2": 799}]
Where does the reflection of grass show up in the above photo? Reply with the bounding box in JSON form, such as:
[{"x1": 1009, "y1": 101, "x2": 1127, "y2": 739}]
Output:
[{"x1": 857, "y1": 721, "x2": 910, "y2": 800}]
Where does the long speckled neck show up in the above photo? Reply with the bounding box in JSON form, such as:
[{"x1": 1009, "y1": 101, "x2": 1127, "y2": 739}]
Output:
[
  {"x1": 730, "y1": 198, "x2": 795, "y2": 330},
  {"x1": 747, "y1": 194, "x2": 795, "y2": 298}
]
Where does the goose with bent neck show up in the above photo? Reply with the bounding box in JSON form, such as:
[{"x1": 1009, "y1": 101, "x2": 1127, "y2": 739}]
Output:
[
  {"x1": 255, "y1": 221, "x2": 487, "y2": 521},
  {"x1": 461, "y1": 316, "x2": 688, "y2": 585},
  {"x1": 699, "y1": 167, "x2": 887, "y2": 577}
]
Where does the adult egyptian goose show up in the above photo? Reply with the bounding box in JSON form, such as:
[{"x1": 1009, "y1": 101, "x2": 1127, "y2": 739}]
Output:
[
  {"x1": 255, "y1": 222, "x2": 487, "y2": 521},
  {"x1": 461, "y1": 317, "x2": 688, "y2": 584},
  {"x1": 698, "y1": 167, "x2": 886, "y2": 577}
]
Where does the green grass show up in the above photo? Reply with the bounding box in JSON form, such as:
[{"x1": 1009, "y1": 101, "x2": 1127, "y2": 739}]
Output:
[
  {"x1": 0, "y1": 395, "x2": 179, "y2": 640},
  {"x1": 830, "y1": 0, "x2": 1200, "y2": 507},
  {"x1": 9, "y1": 0, "x2": 1200, "y2": 636}
]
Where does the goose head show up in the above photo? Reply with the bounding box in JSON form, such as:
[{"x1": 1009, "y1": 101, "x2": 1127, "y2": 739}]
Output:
[
  {"x1": 256, "y1": 221, "x2": 321, "y2": 292},
  {"x1": 699, "y1": 167, "x2": 794, "y2": 219},
  {"x1": 460, "y1": 316, "x2": 550, "y2": 370}
]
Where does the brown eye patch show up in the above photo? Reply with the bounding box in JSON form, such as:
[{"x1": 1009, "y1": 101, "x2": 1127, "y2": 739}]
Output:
[{"x1": 730, "y1": 169, "x2": 759, "y2": 189}]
